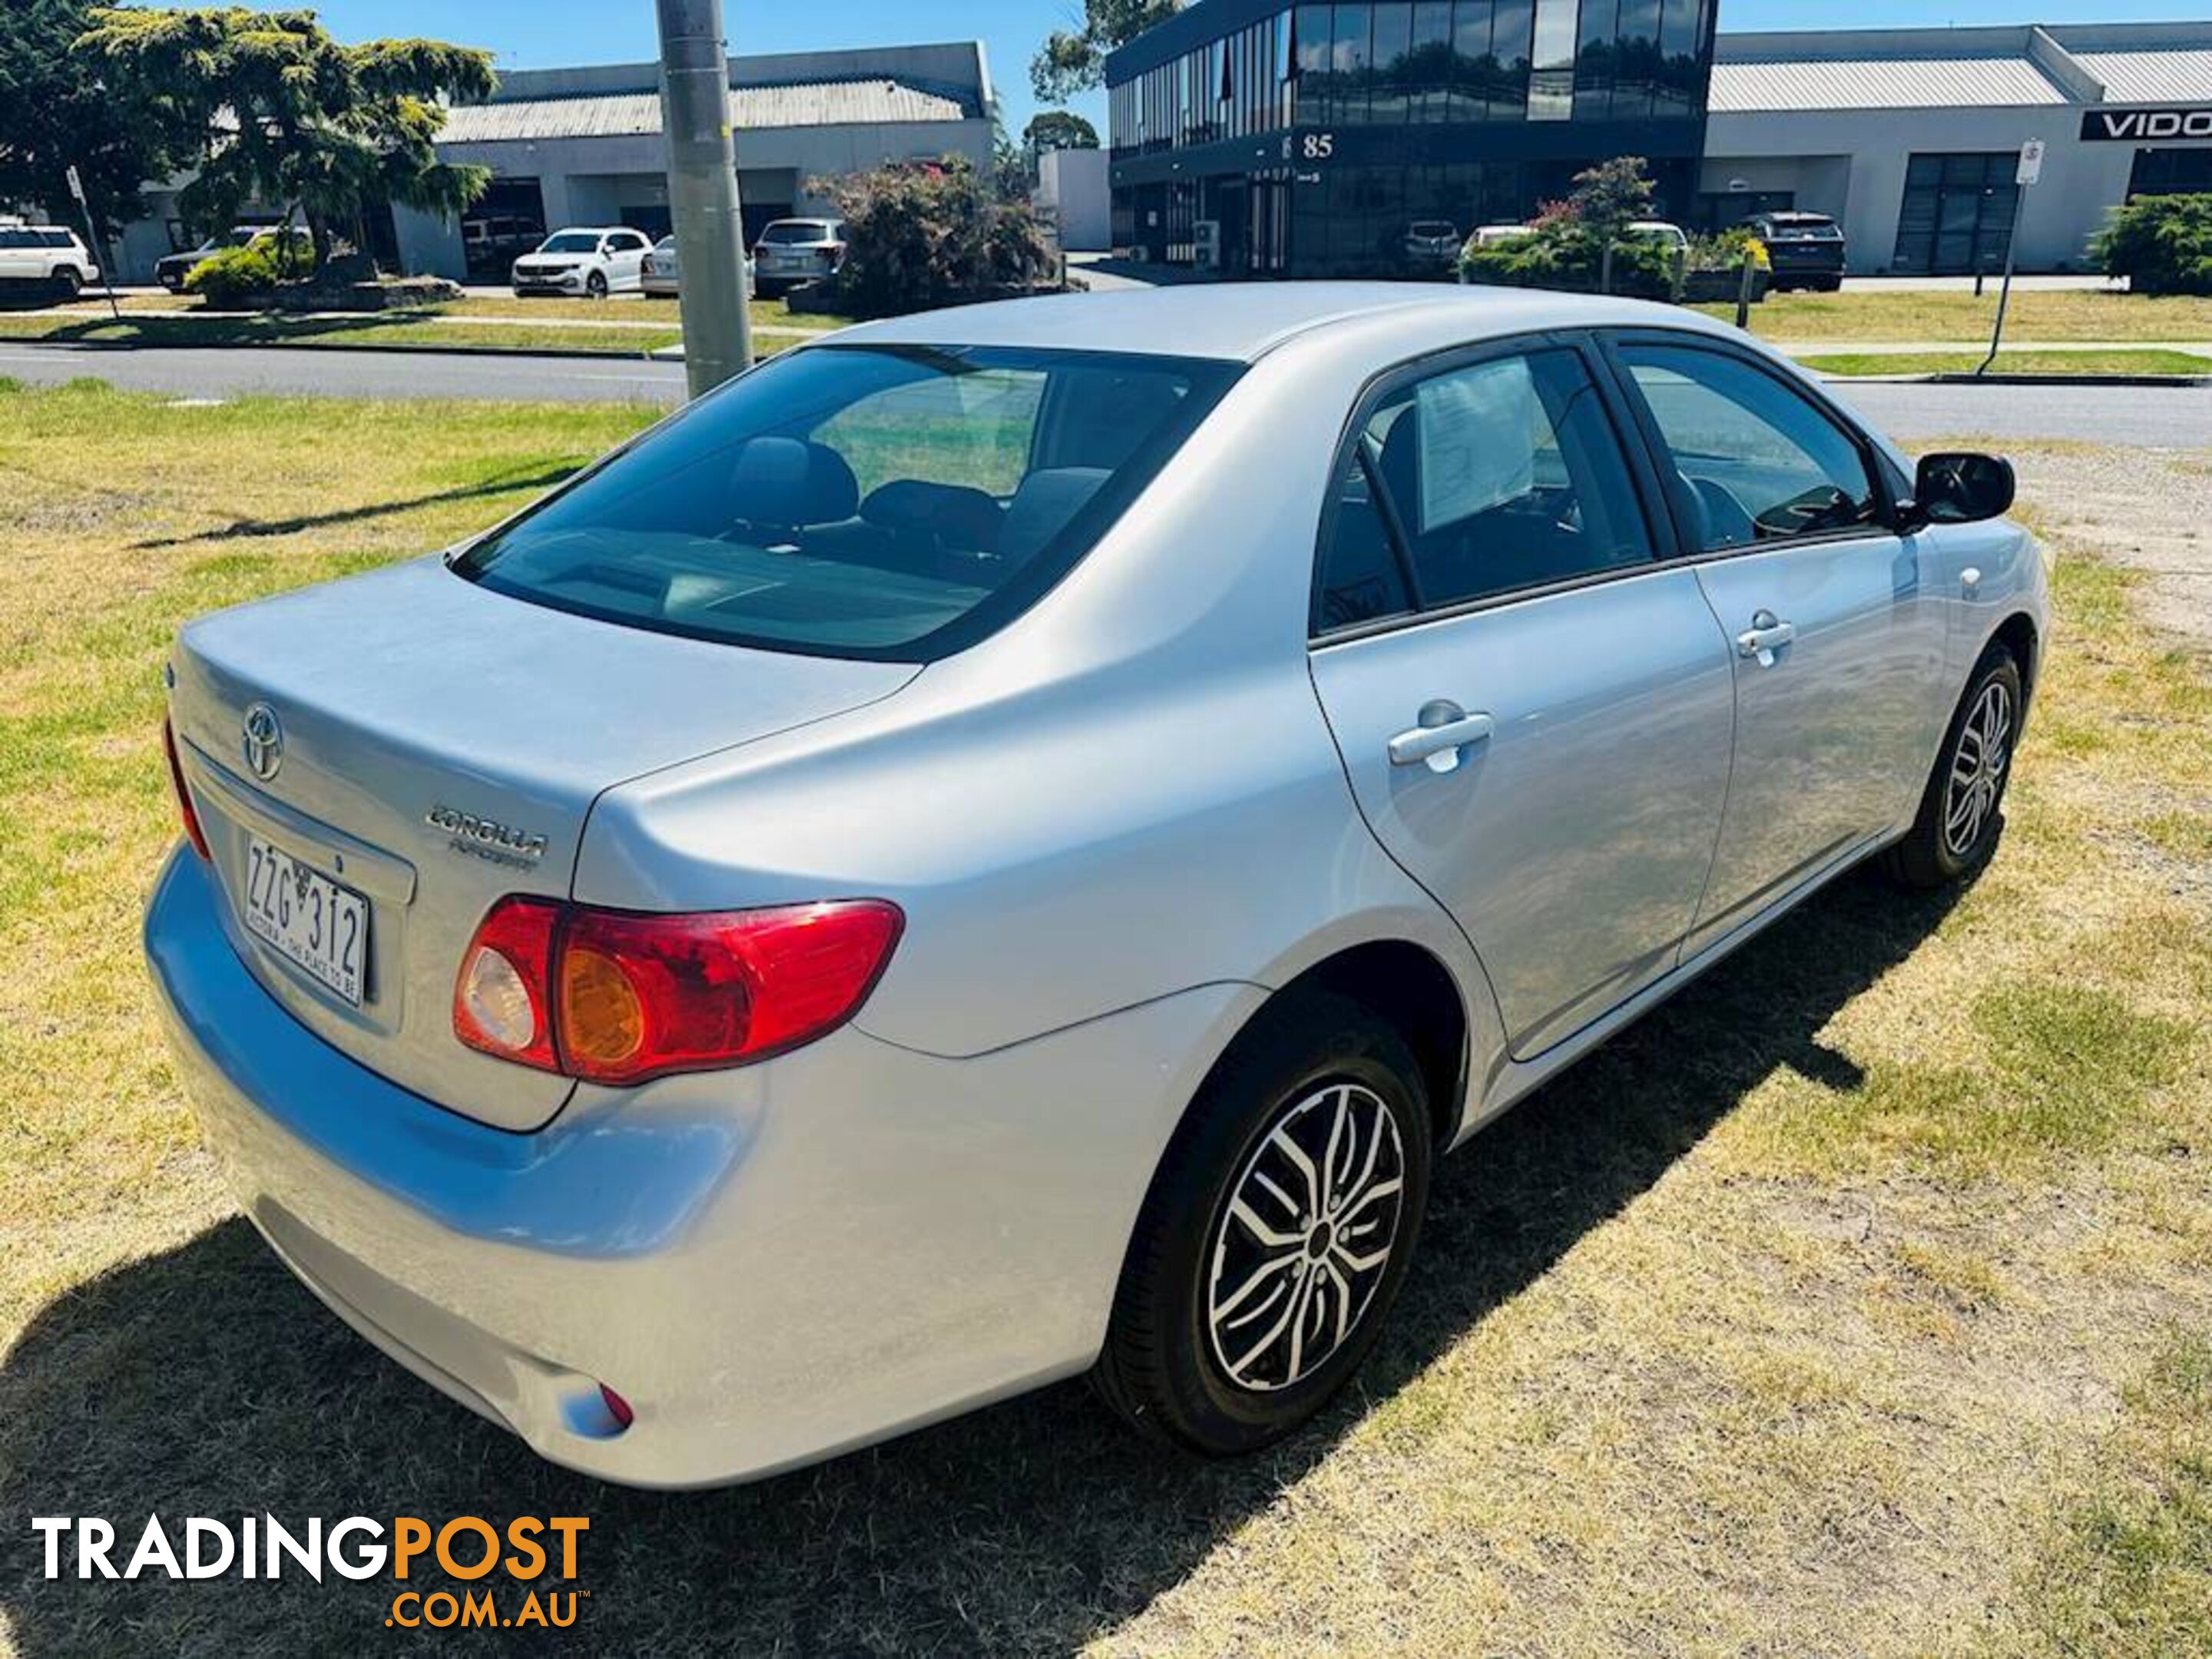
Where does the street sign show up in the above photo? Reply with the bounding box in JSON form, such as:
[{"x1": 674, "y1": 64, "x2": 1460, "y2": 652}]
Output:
[
  {"x1": 65, "y1": 164, "x2": 85, "y2": 204},
  {"x1": 2015, "y1": 140, "x2": 2045, "y2": 187}
]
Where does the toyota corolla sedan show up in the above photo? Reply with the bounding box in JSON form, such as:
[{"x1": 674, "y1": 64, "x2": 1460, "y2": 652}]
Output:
[{"x1": 146, "y1": 285, "x2": 2043, "y2": 1488}]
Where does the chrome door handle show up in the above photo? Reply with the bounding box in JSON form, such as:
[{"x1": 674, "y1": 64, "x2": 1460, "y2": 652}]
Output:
[
  {"x1": 1388, "y1": 700, "x2": 1495, "y2": 772},
  {"x1": 1735, "y1": 610, "x2": 1796, "y2": 665}
]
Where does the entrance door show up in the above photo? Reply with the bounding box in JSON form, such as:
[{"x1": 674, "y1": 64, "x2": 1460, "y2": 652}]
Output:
[{"x1": 1891, "y1": 153, "x2": 2018, "y2": 276}]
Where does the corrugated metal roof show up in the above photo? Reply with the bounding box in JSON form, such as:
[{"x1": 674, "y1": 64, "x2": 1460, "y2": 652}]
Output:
[
  {"x1": 2072, "y1": 48, "x2": 2212, "y2": 104},
  {"x1": 1710, "y1": 55, "x2": 2069, "y2": 112},
  {"x1": 439, "y1": 79, "x2": 971, "y2": 144}
]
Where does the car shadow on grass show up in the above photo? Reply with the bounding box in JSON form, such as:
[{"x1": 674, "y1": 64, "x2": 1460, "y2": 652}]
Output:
[{"x1": 0, "y1": 868, "x2": 1962, "y2": 1657}]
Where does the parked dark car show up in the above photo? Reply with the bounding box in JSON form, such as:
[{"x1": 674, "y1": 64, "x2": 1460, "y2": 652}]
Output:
[
  {"x1": 1740, "y1": 210, "x2": 1846, "y2": 292},
  {"x1": 155, "y1": 225, "x2": 310, "y2": 292}
]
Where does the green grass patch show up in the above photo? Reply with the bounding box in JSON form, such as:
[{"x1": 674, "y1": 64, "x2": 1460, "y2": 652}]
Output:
[
  {"x1": 1799, "y1": 349, "x2": 2212, "y2": 379},
  {"x1": 2006, "y1": 1333, "x2": 2212, "y2": 1657},
  {"x1": 1695, "y1": 287, "x2": 2212, "y2": 344}
]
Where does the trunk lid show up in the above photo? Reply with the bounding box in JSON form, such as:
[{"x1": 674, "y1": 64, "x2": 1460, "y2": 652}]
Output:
[{"x1": 169, "y1": 555, "x2": 919, "y2": 1130}]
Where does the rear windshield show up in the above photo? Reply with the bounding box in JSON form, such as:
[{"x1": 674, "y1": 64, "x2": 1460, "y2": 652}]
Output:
[
  {"x1": 760, "y1": 222, "x2": 833, "y2": 243},
  {"x1": 452, "y1": 344, "x2": 1240, "y2": 661}
]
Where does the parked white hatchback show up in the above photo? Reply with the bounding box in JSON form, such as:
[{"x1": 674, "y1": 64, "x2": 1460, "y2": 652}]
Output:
[
  {"x1": 511, "y1": 227, "x2": 654, "y2": 298},
  {"x1": 0, "y1": 220, "x2": 99, "y2": 296}
]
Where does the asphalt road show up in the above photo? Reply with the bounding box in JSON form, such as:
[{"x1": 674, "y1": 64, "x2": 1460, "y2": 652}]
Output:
[{"x1": 3, "y1": 339, "x2": 2210, "y2": 446}]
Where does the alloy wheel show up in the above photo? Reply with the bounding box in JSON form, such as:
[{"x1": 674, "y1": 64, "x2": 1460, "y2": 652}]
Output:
[
  {"x1": 1943, "y1": 677, "x2": 2013, "y2": 857},
  {"x1": 1204, "y1": 1081, "x2": 1406, "y2": 1393}
]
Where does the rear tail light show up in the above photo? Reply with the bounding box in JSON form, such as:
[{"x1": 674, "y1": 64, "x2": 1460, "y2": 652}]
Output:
[
  {"x1": 163, "y1": 718, "x2": 211, "y2": 860},
  {"x1": 455, "y1": 897, "x2": 902, "y2": 1085}
]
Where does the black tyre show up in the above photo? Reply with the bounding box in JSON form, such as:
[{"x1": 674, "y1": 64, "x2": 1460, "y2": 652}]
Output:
[
  {"x1": 1094, "y1": 991, "x2": 1433, "y2": 1455},
  {"x1": 54, "y1": 267, "x2": 82, "y2": 299},
  {"x1": 585, "y1": 270, "x2": 608, "y2": 299},
  {"x1": 1887, "y1": 642, "x2": 2022, "y2": 889}
]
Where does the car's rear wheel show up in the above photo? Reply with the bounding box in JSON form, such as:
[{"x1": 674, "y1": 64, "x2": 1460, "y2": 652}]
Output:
[
  {"x1": 585, "y1": 270, "x2": 608, "y2": 299},
  {"x1": 1094, "y1": 991, "x2": 1432, "y2": 1455},
  {"x1": 1887, "y1": 641, "x2": 2022, "y2": 889},
  {"x1": 54, "y1": 267, "x2": 82, "y2": 299}
]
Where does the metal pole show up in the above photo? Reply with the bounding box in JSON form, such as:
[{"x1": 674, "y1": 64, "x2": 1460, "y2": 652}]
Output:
[
  {"x1": 1975, "y1": 200, "x2": 2022, "y2": 378},
  {"x1": 655, "y1": 0, "x2": 751, "y2": 399},
  {"x1": 1734, "y1": 249, "x2": 1756, "y2": 330},
  {"x1": 66, "y1": 165, "x2": 121, "y2": 320}
]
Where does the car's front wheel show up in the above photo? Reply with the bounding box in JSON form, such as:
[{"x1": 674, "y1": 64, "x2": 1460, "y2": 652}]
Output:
[
  {"x1": 585, "y1": 270, "x2": 608, "y2": 299},
  {"x1": 1094, "y1": 991, "x2": 1432, "y2": 1455},
  {"x1": 1888, "y1": 641, "x2": 2023, "y2": 888}
]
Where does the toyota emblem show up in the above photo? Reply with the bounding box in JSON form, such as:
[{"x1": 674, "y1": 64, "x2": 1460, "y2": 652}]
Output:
[{"x1": 241, "y1": 702, "x2": 283, "y2": 781}]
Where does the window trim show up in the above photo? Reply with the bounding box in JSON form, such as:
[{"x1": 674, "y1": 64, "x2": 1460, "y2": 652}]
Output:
[
  {"x1": 1308, "y1": 328, "x2": 1681, "y2": 645},
  {"x1": 1591, "y1": 327, "x2": 1912, "y2": 565}
]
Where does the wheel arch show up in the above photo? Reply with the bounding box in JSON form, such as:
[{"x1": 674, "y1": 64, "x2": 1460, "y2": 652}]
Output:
[
  {"x1": 1214, "y1": 939, "x2": 1473, "y2": 1152},
  {"x1": 1992, "y1": 610, "x2": 2038, "y2": 697}
]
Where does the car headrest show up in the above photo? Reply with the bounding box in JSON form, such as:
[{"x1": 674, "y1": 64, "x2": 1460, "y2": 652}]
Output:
[
  {"x1": 1376, "y1": 414, "x2": 1421, "y2": 530},
  {"x1": 859, "y1": 480, "x2": 1004, "y2": 552},
  {"x1": 730, "y1": 436, "x2": 859, "y2": 528},
  {"x1": 1000, "y1": 468, "x2": 1111, "y2": 566}
]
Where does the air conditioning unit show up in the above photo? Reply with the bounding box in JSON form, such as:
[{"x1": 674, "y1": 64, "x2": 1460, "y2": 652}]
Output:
[{"x1": 1194, "y1": 218, "x2": 1221, "y2": 270}]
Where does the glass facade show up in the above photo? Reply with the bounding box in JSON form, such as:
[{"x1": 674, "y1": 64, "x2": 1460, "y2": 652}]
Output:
[{"x1": 1108, "y1": 0, "x2": 1714, "y2": 276}]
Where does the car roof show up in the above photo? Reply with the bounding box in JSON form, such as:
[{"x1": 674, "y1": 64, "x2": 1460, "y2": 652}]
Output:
[{"x1": 830, "y1": 283, "x2": 1730, "y2": 365}]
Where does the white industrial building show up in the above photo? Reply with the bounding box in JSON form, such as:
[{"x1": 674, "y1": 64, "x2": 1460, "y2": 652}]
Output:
[
  {"x1": 1703, "y1": 21, "x2": 2212, "y2": 273},
  {"x1": 96, "y1": 40, "x2": 996, "y2": 283}
]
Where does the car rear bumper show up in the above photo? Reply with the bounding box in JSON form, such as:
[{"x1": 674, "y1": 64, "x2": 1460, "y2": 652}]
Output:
[{"x1": 144, "y1": 846, "x2": 1257, "y2": 1487}]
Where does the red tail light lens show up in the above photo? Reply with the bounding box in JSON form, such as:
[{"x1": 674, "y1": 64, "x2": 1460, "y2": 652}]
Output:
[
  {"x1": 454, "y1": 898, "x2": 902, "y2": 1085},
  {"x1": 163, "y1": 718, "x2": 211, "y2": 860},
  {"x1": 453, "y1": 896, "x2": 560, "y2": 1071}
]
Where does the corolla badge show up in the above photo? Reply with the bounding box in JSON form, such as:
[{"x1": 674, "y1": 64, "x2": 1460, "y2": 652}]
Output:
[
  {"x1": 241, "y1": 702, "x2": 283, "y2": 781},
  {"x1": 426, "y1": 804, "x2": 549, "y2": 866}
]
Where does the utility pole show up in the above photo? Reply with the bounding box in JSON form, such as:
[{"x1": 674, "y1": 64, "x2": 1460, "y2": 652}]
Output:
[{"x1": 655, "y1": 0, "x2": 751, "y2": 399}]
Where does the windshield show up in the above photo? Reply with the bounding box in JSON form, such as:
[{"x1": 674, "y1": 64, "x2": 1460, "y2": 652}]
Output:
[
  {"x1": 538, "y1": 232, "x2": 601, "y2": 254},
  {"x1": 1409, "y1": 221, "x2": 1455, "y2": 237},
  {"x1": 453, "y1": 344, "x2": 1239, "y2": 660},
  {"x1": 760, "y1": 223, "x2": 833, "y2": 244}
]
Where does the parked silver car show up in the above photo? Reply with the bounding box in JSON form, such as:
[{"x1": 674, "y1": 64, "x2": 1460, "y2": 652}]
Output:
[
  {"x1": 640, "y1": 233, "x2": 754, "y2": 300},
  {"x1": 751, "y1": 216, "x2": 846, "y2": 296},
  {"x1": 147, "y1": 286, "x2": 2045, "y2": 1488}
]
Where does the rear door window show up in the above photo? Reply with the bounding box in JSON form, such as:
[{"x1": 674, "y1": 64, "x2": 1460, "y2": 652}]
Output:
[{"x1": 1315, "y1": 346, "x2": 1652, "y2": 630}]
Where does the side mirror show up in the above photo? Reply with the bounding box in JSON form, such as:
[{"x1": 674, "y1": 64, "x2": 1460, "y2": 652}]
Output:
[{"x1": 1904, "y1": 452, "x2": 2015, "y2": 528}]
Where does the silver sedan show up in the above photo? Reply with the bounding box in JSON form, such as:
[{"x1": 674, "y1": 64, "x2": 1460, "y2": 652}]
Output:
[{"x1": 145, "y1": 285, "x2": 2045, "y2": 1487}]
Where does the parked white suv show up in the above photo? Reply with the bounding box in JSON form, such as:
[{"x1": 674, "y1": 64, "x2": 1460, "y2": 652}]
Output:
[
  {"x1": 511, "y1": 227, "x2": 654, "y2": 298},
  {"x1": 0, "y1": 221, "x2": 99, "y2": 296}
]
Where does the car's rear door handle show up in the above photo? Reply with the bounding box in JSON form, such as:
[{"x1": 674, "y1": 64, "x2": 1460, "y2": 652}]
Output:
[
  {"x1": 1736, "y1": 611, "x2": 1796, "y2": 665},
  {"x1": 1388, "y1": 701, "x2": 1495, "y2": 772}
]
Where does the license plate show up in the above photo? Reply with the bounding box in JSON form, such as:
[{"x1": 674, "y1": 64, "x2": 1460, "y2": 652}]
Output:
[{"x1": 241, "y1": 833, "x2": 369, "y2": 1006}]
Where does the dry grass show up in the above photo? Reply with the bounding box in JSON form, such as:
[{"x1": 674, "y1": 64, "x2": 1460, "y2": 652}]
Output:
[{"x1": 0, "y1": 384, "x2": 2207, "y2": 1656}]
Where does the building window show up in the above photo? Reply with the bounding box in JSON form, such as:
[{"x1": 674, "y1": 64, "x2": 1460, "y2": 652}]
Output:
[
  {"x1": 1892, "y1": 152, "x2": 2019, "y2": 276},
  {"x1": 1528, "y1": 0, "x2": 1578, "y2": 120},
  {"x1": 2129, "y1": 147, "x2": 2212, "y2": 198}
]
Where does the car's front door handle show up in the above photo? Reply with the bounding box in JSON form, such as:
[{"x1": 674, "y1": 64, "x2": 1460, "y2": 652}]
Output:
[
  {"x1": 1736, "y1": 611, "x2": 1796, "y2": 666},
  {"x1": 1388, "y1": 701, "x2": 1495, "y2": 772}
]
